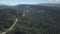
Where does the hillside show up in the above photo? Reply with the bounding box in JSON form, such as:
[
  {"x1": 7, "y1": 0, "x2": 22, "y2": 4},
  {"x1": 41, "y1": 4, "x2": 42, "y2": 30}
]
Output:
[{"x1": 0, "y1": 4, "x2": 60, "y2": 34}]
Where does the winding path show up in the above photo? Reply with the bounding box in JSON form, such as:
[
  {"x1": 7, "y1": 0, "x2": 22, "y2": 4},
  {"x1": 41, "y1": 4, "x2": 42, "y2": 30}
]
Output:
[{"x1": 1, "y1": 18, "x2": 18, "y2": 34}]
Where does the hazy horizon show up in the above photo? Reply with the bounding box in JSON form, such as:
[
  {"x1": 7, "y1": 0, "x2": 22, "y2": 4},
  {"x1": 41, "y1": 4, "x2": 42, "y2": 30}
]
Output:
[{"x1": 0, "y1": 0, "x2": 60, "y2": 6}]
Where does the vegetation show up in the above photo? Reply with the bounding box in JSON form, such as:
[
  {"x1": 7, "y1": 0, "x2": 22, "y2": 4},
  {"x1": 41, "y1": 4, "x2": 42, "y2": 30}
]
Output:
[{"x1": 0, "y1": 5, "x2": 60, "y2": 34}]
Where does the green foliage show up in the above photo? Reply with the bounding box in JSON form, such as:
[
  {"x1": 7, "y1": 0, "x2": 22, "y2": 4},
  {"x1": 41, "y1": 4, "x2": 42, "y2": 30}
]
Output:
[
  {"x1": 0, "y1": 9, "x2": 17, "y2": 32},
  {"x1": 8, "y1": 7, "x2": 60, "y2": 34},
  {"x1": 0, "y1": 5, "x2": 60, "y2": 34}
]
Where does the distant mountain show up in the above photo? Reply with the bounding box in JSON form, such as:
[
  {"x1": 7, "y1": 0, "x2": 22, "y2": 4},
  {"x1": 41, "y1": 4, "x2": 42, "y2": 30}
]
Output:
[
  {"x1": 39, "y1": 3, "x2": 60, "y2": 7},
  {"x1": 0, "y1": 5, "x2": 11, "y2": 9},
  {"x1": 0, "y1": 3, "x2": 60, "y2": 15}
]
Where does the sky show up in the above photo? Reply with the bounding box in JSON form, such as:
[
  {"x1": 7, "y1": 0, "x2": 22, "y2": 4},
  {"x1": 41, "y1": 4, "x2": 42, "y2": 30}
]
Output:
[{"x1": 0, "y1": 0, "x2": 60, "y2": 5}]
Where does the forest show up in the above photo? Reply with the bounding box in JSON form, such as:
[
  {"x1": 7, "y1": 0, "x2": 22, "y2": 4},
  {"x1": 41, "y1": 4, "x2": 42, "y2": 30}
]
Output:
[{"x1": 0, "y1": 4, "x2": 60, "y2": 34}]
